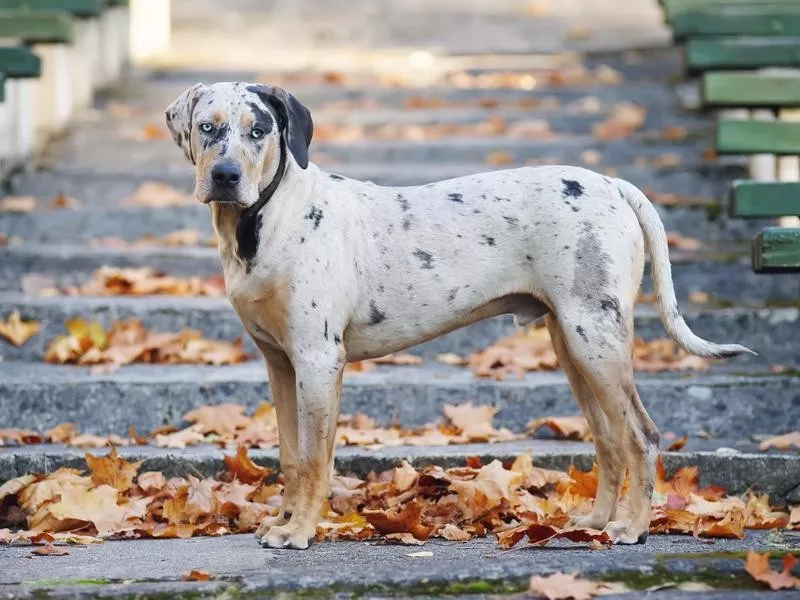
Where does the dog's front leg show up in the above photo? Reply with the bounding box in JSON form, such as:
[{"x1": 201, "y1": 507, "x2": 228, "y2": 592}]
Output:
[
  {"x1": 260, "y1": 352, "x2": 344, "y2": 549},
  {"x1": 254, "y1": 345, "x2": 299, "y2": 541}
]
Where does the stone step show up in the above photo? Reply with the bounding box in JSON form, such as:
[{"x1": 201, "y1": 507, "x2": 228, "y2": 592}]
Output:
[
  {"x1": 5, "y1": 243, "x2": 800, "y2": 306},
  {"x1": 5, "y1": 162, "x2": 747, "y2": 213},
  {"x1": 0, "y1": 294, "x2": 794, "y2": 363},
  {"x1": 1, "y1": 532, "x2": 794, "y2": 600},
  {"x1": 1, "y1": 361, "x2": 797, "y2": 440},
  {"x1": 3, "y1": 439, "x2": 799, "y2": 501}
]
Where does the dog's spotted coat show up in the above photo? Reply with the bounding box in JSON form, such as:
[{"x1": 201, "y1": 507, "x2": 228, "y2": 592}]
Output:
[{"x1": 166, "y1": 82, "x2": 753, "y2": 550}]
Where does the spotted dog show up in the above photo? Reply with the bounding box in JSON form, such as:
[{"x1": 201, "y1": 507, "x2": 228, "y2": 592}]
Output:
[{"x1": 165, "y1": 82, "x2": 754, "y2": 550}]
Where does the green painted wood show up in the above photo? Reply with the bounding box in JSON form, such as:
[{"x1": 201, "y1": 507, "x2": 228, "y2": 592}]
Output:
[
  {"x1": 717, "y1": 119, "x2": 800, "y2": 154},
  {"x1": 730, "y1": 181, "x2": 800, "y2": 218},
  {"x1": 106, "y1": 0, "x2": 128, "y2": 5},
  {"x1": 0, "y1": 11, "x2": 73, "y2": 43},
  {"x1": 0, "y1": 46, "x2": 40, "y2": 78},
  {"x1": 663, "y1": 0, "x2": 799, "y2": 23},
  {"x1": 702, "y1": 72, "x2": 800, "y2": 107},
  {"x1": 686, "y1": 36, "x2": 800, "y2": 73},
  {"x1": 0, "y1": 73, "x2": 5, "y2": 102},
  {"x1": 673, "y1": 6, "x2": 800, "y2": 40},
  {"x1": 752, "y1": 227, "x2": 800, "y2": 272},
  {"x1": 0, "y1": 1, "x2": 102, "y2": 17}
]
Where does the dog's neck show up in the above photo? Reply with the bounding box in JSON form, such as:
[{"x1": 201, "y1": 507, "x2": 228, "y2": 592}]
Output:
[{"x1": 210, "y1": 139, "x2": 288, "y2": 271}]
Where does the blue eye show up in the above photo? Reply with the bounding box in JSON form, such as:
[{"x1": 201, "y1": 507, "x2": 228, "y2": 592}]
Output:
[
  {"x1": 200, "y1": 122, "x2": 213, "y2": 133},
  {"x1": 251, "y1": 128, "x2": 264, "y2": 139}
]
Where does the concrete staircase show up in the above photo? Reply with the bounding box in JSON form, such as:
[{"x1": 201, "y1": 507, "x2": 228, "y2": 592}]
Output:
[{"x1": 1, "y1": 1, "x2": 799, "y2": 596}]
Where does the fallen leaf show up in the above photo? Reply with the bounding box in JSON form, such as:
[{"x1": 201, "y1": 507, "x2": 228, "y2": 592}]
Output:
[
  {"x1": 185, "y1": 404, "x2": 251, "y2": 437},
  {"x1": 528, "y1": 572, "x2": 616, "y2": 600},
  {"x1": 0, "y1": 196, "x2": 37, "y2": 212},
  {"x1": 48, "y1": 194, "x2": 82, "y2": 210},
  {"x1": 224, "y1": 446, "x2": 272, "y2": 484},
  {"x1": 528, "y1": 416, "x2": 591, "y2": 441},
  {"x1": 30, "y1": 543, "x2": 69, "y2": 556},
  {"x1": 0, "y1": 311, "x2": 41, "y2": 347},
  {"x1": 592, "y1": 102, "x2": 645, "y2": 141},
  {"x1": 485, "y1": 151, "x2": 515, "y2": 166},
  {"x1": 121, "y1": 182, "x2": 191, "y2": 207},
  {"x1": 85, "y1": 447, "x2": 142, "y2": 492},
  {"x1": 667, "y1": 435, "x2": 688, "y2": 452},
  {"x1": 745, "y1": 551, "x2": 800, "y2": 590},
  {"x1": 666, "y1": 231, "x2": 702, "y2": 251},
  {"x1": 759, "y1": 432, "x2": 800, "y2": 451},
  {"x1": 182, "y1": 570, "x2": 212, "y2": 581}
]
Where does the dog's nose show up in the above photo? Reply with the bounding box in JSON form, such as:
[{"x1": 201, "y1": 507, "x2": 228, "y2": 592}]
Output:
[{"x1": 211, "y1": 162, "x2": 241, "y2": 188}]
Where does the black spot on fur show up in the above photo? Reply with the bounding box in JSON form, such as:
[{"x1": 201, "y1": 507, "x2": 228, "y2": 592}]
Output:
[
  {"x1": 413, "y1": 248, "x2": 434, "y2": 269},
  {"x1": 494, "y1": 196, "x2": 510, "y2": 203},
  {"x1": 600, "y1": 295, "x2": 622, "y2": 324},
  {"x1": 300, "y1": 236, "x2": 305, "y2": 244},
  {"x1": 617, "y1": 186, "x2": 625, "y2": 200},
  {"x1": 561, "y1": 179, "x2": 584, "y2": 199},
  {"x1": 448, "y1": 193, "x2": 463, "y2": 203},
  {"x1": 329, "y1": 173, "x2": 345, "y2": 181},
  {"x1": 481, "y1": 235, "x2": 496, "y2": 246},
  {"x1": 447, "y1": 287, "x2": 459, "y2": 302},
  {"x1": 525, "y1": 254, "x2": 533, "y2": 262},
  {"x1": 402, "y1": 217, "x2": 412, "y2": 231},
  {"x1": 334, "y1": 334, "x2": 341, "y2": 344},
  {"x1": 305, "y1": 206, "x2": 324, "y2": 229},
  {"x1": 311, "y1": 301, "x2": 317, "y2": 308},
  {"x1": 368, "y1": 301, "x2": 387, "y2": 325},
  {"x1": 397, "y1": 193, "x2": 410, "y2": 212},
  {"x1": 576, "y1": 326, "x2": 588, "y2": 342},
  {"x1": 503, "y1": 215, "x2": 519, "y2": 227},
  {"x1": 323, "y1": 320, "x2": 329, "y2": 340},
  {"x1": 247, "y1": 101, "x2": 274, "y2": 135}
]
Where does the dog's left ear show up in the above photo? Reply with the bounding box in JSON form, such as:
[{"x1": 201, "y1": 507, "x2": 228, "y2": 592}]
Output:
[
  {"x1": 165, "y1": 82, "x2": 207, "y2": 164},
  {"x1": 247, "y1": 84, "x2": 313, "y2": 169}
]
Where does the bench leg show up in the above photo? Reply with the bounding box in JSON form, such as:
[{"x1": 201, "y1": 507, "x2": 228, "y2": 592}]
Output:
[
  {"x1": 130, "y1": 0, "x2": 171, "y2": 64},
  {"x1": 33, "y1": 43, "x2": 73, "y2": 145},
  {"x1": 777, "y1": 109, "x2": 800, "y2": 228}
]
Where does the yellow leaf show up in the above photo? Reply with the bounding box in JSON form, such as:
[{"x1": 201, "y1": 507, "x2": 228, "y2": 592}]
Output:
[{"x1": 0, "y1": 311, "x2": 41, "y2": 347}]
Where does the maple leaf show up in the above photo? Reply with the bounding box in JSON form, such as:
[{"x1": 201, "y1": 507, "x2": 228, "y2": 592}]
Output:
[
  {"x1": 485, "y1": 151, "x2": 515, "y2": 166},
  {"x1": 137, "y1": 472, "x2": 167, "y2": 494},
  {"x1": 0, "y1": 474, "x2": 36, "y2": 504},
  {"x1": 31, "y1": 484, "x2": 135, "y2": 537},
  {"x1": 528, "y1": 572, "x2": 616, "y2": 600},
  {"x1": 450, "y1": 460, "x2": 522, "y2": 520},
  {"x1": 745, "y1": 552, "x2": 800, "y2": 590},
  {"x1": 363, "y1": 498, "x2": 431, "y2": 540},
  {"x1": 667, "y1": 435, "x2": 688, "y2": 451},
  {"x1": 528, "y1": 416, "x2": 591, "y2": 441},
  {"x1": 443, "y1": 402, "x2": 500, "y2": 442},
  {"x1": 45, "y1": 423, "x2": 78, "y2": 444},
  {"x1": 85, "y1": 447, "x2": 142, "y2": 492},
  {"x1": 759, "y1": 432, "x2": 800, "y2": 451},
  {"x1": 153, "y1": 424, "x2": 206, "y2": 449},
  {"x1": 184, "y1": 477, "x2": 218, "y2": 524},
  {"x1": 183, "y1": 570, "x2": 212, "y2": 581},
  {"x1": 184, "y1": 404, "x2": 251, "y2": 436},
  {"x1": 592, "y1": 102, "x2": 646, "y2": 141},
  {"x1": 0, "y1": 428, "x2": 43, "y2": 446},
  {"x1": 224, "y1": 446, "x2": 272, "y2": 484},
  {"x1": 437, "y1": 523, "x2": 471, "y2": 541},
  {"x1": 0, "y1": 311, "x2": 41, "y2": 347}
]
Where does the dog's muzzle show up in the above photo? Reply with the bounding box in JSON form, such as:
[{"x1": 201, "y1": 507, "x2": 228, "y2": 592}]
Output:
[{"x1": 209, "y1": 161, "x2": 243, "y2": 203}]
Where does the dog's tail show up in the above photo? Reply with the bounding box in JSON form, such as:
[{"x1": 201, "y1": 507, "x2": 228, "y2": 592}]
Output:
[{"x1": 614, "y1": 178, "x2": 755, "y2": 359}]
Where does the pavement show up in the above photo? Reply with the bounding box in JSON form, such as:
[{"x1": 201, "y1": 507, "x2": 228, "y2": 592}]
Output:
[{"x1": 2, "y1": 0, "x2": 800, "y2": 597}]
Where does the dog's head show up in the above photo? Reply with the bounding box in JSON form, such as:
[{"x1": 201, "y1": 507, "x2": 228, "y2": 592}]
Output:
[{"x1": 165, "y1": 82, "x2": 313, "y2": 207}]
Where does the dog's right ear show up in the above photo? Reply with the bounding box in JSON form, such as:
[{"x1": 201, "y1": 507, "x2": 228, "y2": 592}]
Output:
[{"x1": 165, "y1": 83, "x2": 206, "y2": 164}]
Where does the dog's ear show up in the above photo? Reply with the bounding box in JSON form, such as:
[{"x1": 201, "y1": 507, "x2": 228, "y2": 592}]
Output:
[
  {"x1": 247, "y1": 84, "x2": 313, "y2": 169},
  {"x1": 165, "y1": 83, "x2": 206, "y2": 164}
]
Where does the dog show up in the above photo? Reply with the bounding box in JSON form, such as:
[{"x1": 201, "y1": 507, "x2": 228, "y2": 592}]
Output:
[{"x1": 165, "y1": 82, "x2": 753, "y2": 549}]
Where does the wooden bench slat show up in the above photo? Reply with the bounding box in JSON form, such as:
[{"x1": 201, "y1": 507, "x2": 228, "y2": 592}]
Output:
[
  {"x1": 0, "y1": 46, "x2": 40, "y2": 78},
  {"x1": 730, "y1": 181, "x2": 800, "y2": 217},
  {"x1": 0, "y1": 11, "x2": 73, "y2": 44},
  {"x1": 702, "y1": 71, "x2": 800, "y2": 107},
  {"x1": 663, "y1": 0, "x2": 799, "y2": 22},
  {"x1": 674, "y1": 6, "x2": 800, "y2": 40},
  {"x1": 753, "y1": 227, "x2": 800, "y2": 273},
  {"x1": 686, "y1": 36, "x2": 800, "y2": 73},
  {"x1": 0, "y1": 73, "x2": 5, "y2": 102},
  {"x1": 717, "y1": 119, "x2": 800, "y2": 154},
  {"x1": 0, "y1": 0, "x2": 102, "y2": 18}
]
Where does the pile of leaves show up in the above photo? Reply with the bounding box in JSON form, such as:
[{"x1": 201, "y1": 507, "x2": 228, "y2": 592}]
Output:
[
  {"x1": 0, "y1": 401, "x2": 522, "y2": 450},
  {"x1": 43, "y1": 318, "x2": 247, "y2": 368},
  {"x1": 88, "y1": 229, "x2": 218, "y2": 249},
  {"x1": 0, "y1": 448, "x2": 797, "y2": 549},
  {"x1": 445, "y1": 327, "x2": 711, "y2": 380},
  {"x1": 35, "y1": 267, "x2": 226, "y2": 298}
]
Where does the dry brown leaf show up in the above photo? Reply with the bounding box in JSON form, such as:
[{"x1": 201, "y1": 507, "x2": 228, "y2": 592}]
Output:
[
  {"x1": 0, "y1": 311, "x2": 41, "y2": 347},
  {"x1": 121, "y1": 182, "x2": 191, "y2": 208},
  {"x1": 85, "y1": 447, "x2": 142, "y2": 492},
  {"x1": 661, "y1": 125, "x2": 688, "y2": 141},
  {"x1": 0, "y1": 196, "x2": 37, "y2": 212},
  {"x1": 667, "y1": 435, "x2": 688, "y2": 452},
  {"x1": 75, "y1": 267, "x2": 225, "y2": 298},
  {"x1": 48, "y1": 194, "x2": 82, "y2": 210},
  {"x1": 528, "y1": 416, "x2": 590, "y2": 441},
  {"x1": 0, "y1": 428, "x2": 43, "y2": 446},
  {"x1": 666, "y1": 231, "x2": 702, "y2": 251},
  {"x1": 224, "y1": 446, "x2": 272, "y2": 484},
  {"x1": 528, "y1": 571, "x2": 614, "y2": 600},
  {"x1": 185, "y1": 404, "x2": 251, "y2": 437},
  {"x1": 45, "y1": 423, "x2": 77, "y2": 444},
  {"x1": 759, "y1": 432, "x2": 800, "y2": 451},
  {"x1": 30, "y1": 543, "x2": 69, "y2": 557},
  {"x1": 592, "y1": 102, "x2": 646, "y2": 141},
  {"x1": 182, "y1": 570, "x2": 213, "y2": 581},
  {"x1": 485, "y1": 151, "x2": 515, "y2": 166},
  {"x1": 745, "y1": 552, "x2": 800, "y2": 590}
]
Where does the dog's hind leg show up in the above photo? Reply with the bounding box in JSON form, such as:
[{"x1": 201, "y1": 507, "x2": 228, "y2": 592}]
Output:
[
  {"x1": 551, "y1": 304, "x2": 659, "y2": 544},
  {"x1": 255, "y1": 346, "x2": 299, "y2": 540},
  {"x1": 545, "y1": 315, "x2": 624, "y2": 529}
]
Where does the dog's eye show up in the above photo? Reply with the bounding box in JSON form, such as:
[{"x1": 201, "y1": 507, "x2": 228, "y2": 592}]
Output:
[
  {"x1": 251, "y1": 128, "x2": 264, "y2": 139},
  {"x1": 199, "y1": 122, "x2": 213, "y2": 133}
]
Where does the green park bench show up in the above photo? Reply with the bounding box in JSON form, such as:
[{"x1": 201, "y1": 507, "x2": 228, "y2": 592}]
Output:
[{"x1": 657, "y1": 0, "x2": 800, "y2": 273}]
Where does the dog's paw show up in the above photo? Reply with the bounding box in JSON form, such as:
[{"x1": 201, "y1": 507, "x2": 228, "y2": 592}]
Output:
[
  {"x1": 570, "y1": 513, "x2": 609, "y2": 531},
  {"x1": 254, "y1": 514, "x2": 289, "y2": 539},
  {"x1": 604, "y1": 520, "x2": 648, "y2": 545},
  {"x1": 259, "y1": 523, "x2": 313, "y2": 550}
]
